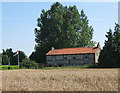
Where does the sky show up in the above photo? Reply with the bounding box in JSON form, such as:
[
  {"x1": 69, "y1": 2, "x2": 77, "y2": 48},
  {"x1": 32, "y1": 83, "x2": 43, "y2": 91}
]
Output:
[
  {"x1": 118, "y1": 1, "x2": 120, "y2": 24},
  {"x1": 2, "y1": 1, "x2": 118, "y2": 56}
]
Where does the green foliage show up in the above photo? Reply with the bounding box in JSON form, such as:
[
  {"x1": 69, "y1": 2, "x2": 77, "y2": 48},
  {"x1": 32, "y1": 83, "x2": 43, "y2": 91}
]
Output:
[
  {"x1": 1, "y1": 48, "x2": 27, "y2": 65},
  {"x1": 52, "y1": 63, "x2": 58, "y2": 67},
  {"x1": 9, "y1": 65, "x2": 19, "y2": 70},
  {"x1": 20, "y1": 58, "x2": 38, "y2": 69},
  {"x1": 12, "y1": 50, "x2": 27, "y2": 65},
  {"x1": 2, "y1": 54, "x2": 9, "y2": 65},
  {"x1": 113, "y1": 24, "x2": 120, "y2": 67},
  {"x1": 30, "y1": 2, "x2": 95, "y2": 64},
  {"x1": 0, "y1": 53, "x2": 2, "y2": 66},
  {"x1": 41, "y1": 66, "x2": 88, "y2": 70},
  {"x1": 0, "y1": 65, "x2": 19, "y2": 70},
  {"x1": 99, "y1": 23, "x2": 120, "y2": 67}
]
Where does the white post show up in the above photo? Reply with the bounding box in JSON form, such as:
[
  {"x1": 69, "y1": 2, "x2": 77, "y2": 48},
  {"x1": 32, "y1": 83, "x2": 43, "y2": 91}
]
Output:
[
  {"x1": 18, "y1": 50, "x2": 19, "y2": 66},
  {"x1": 9, "y1": 58, "x2": 10, "y2": 66},
  {"x1": 9, "y1": 61, "x2": 10, "y2": 66}
]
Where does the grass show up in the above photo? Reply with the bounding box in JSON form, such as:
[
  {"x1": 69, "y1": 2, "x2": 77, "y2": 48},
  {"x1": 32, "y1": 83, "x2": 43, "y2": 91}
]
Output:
[
  {"x1": 0, "y1": 65, "x2": 91, "y2": 70},
  {"x1": 1, "y1": 69, "x2": 118, "y2": 91},
  {"x1": 0, "y1": 65, "x2": 19, "y2": 70},
  {"x1": 41, "y1": 66, "x2": 89, "y2": 70}
]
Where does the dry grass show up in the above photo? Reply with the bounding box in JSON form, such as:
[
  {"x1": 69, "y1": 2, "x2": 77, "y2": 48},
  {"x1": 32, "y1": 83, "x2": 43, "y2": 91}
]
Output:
[{"x1": 1, "y1": 69, "x2": 118, "y2": 91}]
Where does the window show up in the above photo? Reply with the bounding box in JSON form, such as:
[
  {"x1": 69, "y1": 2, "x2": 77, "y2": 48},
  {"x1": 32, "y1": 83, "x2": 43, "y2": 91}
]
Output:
[
  {"x1": 47, "y1": 56, "x2": 51, "y2": 61},
  {"x1": 84, "y1": 54, "x2": 88, "y2": 60},
  {"x1": 64, "y1": 55, "x2": 67, "y2": 59},
  {"x1": 66, "y1": 55, "x2": 72, "y2": 59},
  {"x1": 52, "y1": 56, "x2": 56, "y2": 61},
  {"x1": 56, "y1": 55, "x2": 63, "y2": 60},
  {"x1": 73, "y1": 55, "x2": 75, "y2": 59},
  {"x1": 73, "y1": 64, "x2": 76, "y2": 66},
  {"x1": 64, "y1": 64, "x2": 67, "y2": 66}
]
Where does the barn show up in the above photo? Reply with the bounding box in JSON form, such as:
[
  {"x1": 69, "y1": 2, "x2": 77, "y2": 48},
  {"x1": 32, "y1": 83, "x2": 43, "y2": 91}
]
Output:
[{"x1": 46, "y1": 43, "x2": 101, "y2": 66}]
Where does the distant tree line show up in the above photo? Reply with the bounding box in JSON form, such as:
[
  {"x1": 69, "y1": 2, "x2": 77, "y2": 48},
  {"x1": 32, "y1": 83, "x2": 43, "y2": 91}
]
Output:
[
  {"x1": 2, "y1": 48, "x2": 26, "y2": 65},
  {"x1": 98, "y1": 23, "x2": 120, "y2": 67},
  {"x1": 1, "y1": 48, "x2": 38, "y2": 69}
]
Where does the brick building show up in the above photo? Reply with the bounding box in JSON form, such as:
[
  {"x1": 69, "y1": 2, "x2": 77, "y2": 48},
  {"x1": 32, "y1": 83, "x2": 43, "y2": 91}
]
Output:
[{"x1": 46, "y1": 43, "x2": 101, "y2": 66}]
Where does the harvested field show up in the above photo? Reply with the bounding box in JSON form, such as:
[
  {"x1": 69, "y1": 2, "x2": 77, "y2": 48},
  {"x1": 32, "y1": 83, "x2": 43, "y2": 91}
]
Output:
[{"x1": 1, "y1": 69, "x2": 118, "y2": 91}]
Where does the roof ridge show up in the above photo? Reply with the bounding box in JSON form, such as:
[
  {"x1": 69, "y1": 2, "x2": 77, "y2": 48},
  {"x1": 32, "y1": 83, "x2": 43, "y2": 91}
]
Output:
[
  {"x1": 46, "y1": 46, "x2": 99, "y2": 55},
  {"x1": 54, "y1": 47, "x2": 95, "y2": 50}
]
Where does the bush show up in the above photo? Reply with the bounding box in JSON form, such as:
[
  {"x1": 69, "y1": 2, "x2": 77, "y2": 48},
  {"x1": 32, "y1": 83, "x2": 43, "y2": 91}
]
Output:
[
  {"x1": 52, "y1": 63, "x2": 58, "y2": 67},
  {"x1": 48, "y1": 64, "x2": 52, "y2": 67},
  {"x1": 0, "y1": 65, "x2": 19, "y2": 70},
  {"x1": 2, "y1": 55, "x2": 9, "y2": 65},
  {"x1": 9, "y1": 65, "x2": 19, "y2": 69},
  {"x1": 58, "y1": 64, "x2": 62, "y2": 67},
  {"x1": 20, "y1": 67, "x2": 26, "y2": 69},
  {"x1": 20, "y1": 58, "x2": 38, "y2": 69},
  {"x1": 0, "y1": 66, "x2": 8, "y2": 70}
]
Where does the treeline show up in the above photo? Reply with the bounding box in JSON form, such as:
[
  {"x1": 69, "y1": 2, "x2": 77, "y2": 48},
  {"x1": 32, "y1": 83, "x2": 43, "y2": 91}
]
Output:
[
  {"x1": 98, "y1": 24, "x2": 120, "y2": 67},
  {"x1": 0, "y1": 48, "x2": 38, "y2": 69}
]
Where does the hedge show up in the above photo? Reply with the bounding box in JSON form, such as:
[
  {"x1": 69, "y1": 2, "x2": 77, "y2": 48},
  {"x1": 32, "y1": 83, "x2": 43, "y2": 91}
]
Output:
[{"x1": 0, "y1": 65, "x2": 19, "y2": 70}]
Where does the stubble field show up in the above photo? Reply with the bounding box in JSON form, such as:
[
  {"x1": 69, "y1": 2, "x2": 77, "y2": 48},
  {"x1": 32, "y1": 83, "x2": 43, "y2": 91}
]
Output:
[{"x1": 1, "y1": 69, "x2": 118, "y2": 91}]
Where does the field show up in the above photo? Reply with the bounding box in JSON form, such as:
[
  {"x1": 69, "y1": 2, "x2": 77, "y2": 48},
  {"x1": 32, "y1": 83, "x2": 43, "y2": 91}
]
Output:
[{"x1": 1, "y1": 69, "x2": 118, "y2": 91}]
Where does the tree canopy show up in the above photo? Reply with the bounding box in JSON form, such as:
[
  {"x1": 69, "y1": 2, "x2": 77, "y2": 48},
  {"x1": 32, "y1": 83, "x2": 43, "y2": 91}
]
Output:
[
  {"x1": 98, "y1": 23, "x2": 120, "y2": 67},
  {"x1": 30, "y1": 2, "x2": 95, "y2": 63},
  {"x1": 2, "y1": 48, "x2": 27, "y2": 65}
]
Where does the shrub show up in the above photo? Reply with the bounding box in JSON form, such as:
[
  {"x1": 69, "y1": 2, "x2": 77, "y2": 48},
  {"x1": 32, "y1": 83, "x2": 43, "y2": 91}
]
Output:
[
  {"x1": 0, "y1": 66, "x2": 8, "y2": 70},
  {"x1": 2, "y1": 55, "x2": 9, "y2": 65},
  {"x1": 58, "y1": 64, "x2": 62, "y2": 67},
  {"x1": 20, "y1": 67, "x2": 26, "y2": 69},
  {"x1": 48, "y1": 64, "x2": 52, "y2": 67},
  {"x1": 20, "y1": 58, "x2": 38, "y2": 69},
  {"x1": 9, "y1": 65, "x2": 19, "y2": 69},
  {"x1": 52, "y1": 63, "x2": 58, "y2": 67}
]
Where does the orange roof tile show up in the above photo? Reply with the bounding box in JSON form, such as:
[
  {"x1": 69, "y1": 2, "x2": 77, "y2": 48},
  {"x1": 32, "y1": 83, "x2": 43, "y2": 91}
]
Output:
[{"x1": 46, "y1": 47, "x2": 99, "y2": 55}]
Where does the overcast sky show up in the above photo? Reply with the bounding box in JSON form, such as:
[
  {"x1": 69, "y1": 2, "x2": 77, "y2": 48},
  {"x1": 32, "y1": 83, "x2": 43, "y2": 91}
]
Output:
[{"x1": 2, "y1": 1, "x2": 118, "y2": 56}]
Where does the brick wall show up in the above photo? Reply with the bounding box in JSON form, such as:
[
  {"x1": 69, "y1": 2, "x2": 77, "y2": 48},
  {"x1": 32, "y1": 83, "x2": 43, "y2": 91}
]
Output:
[{"x1": 47, "y1": 53, "x2": 95, "y2": 66}]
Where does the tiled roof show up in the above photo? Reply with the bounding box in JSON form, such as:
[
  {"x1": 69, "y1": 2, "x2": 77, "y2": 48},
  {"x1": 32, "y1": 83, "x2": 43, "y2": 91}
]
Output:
[{"x1": 46, "y1": 47, "x2": 99, "y2": 55}]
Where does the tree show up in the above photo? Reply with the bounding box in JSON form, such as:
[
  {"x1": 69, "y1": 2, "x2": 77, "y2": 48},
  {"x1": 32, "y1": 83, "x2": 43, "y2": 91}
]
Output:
[
  {"x1": 77, "y1": 10, "x2": 96, "y2": 47},
  {"x1": 11, "y1": 50, "x2": 27, "y2": 65},
  {"x1": 98, "y1": 23, "x2": 120, "y2": 67},
  {"x1": 1, "y1": 48, "x2": 27, "y2": 65},
  {"x1": 5, "y1": 48, "x2": 14, "y2": 65},
  {"x1": 2, "y1": 49, "x2": 10, "y2": 65},
  {"x1": 2, "y1": 54, "x2": 9, "y2": 65},
  {"x1": 113, "y1": 23, "x2": 120, "y2": 67},
  {"x1": 98, "y1": 29, "x2": 115, "y2": 67},
  {"x1": 30, "y1": 2, "x2": 95, "y2": 63}
]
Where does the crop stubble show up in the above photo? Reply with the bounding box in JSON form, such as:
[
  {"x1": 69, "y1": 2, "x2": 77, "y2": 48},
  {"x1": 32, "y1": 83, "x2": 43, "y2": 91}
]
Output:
[{"x1": 1, "y1": 69, "x2": 118, "y2": 91}]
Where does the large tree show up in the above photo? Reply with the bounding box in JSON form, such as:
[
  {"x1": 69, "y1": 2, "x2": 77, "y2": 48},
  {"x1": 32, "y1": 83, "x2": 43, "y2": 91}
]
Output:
[
  {"x1": 2, "y1": 54, "x2": 9, "y2": 65},
  {"x1": 12, "y1": 50, "x2": 27, "y2": 65},
  {"x1": 30, "y1": 2, "x2": 95, "y2": 63},
  {"x1": 2, "y1": 49, "x2": 10, "y2": 65},
  {"x1": 99, "y1": 23, "x2": 120, "y2": 67},
  {"x1": 113, "y1": 23, "x2": 120, "y2": 67},
  {"x1": 98, "y1": 29, "x2": 115, "y2": 67}
]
